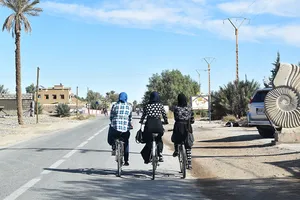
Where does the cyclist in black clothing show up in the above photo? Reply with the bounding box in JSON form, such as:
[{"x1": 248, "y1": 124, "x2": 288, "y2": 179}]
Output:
[
  {"x1": 171, "y1": 93, "x2": 194, "y2": 169},
  {"x1": 139, "y1": 91, "x2": 168, "y2": 164}
]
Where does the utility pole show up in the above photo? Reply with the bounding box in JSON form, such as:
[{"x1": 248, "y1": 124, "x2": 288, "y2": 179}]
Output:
[
  {"x1": 76, "y1": 86, "x2": 79, "y2": 118},
  {"x1": 35, "y1": 67, "x2": 40, "y2": 124},
  {"x1": 203, "y1": 57, "x2": 215, "y2": 123},
  {"x1": 224, "y1": 17, "x2": 250, "y2": 83},
  {"x1": 195, "y1": 70, "x2": 201, "y2": 95}
]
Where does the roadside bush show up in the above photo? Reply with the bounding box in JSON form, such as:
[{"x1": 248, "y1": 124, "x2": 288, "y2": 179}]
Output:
[
  {"x1": 35, "y1": 103, "x2": 43, "y2": 115},
  {"x1": 55, "y1": 103, "x2": 70, "y2": 117},
  {"x1": 222, "y1": 115, "x2": 237, "y2": 122}
]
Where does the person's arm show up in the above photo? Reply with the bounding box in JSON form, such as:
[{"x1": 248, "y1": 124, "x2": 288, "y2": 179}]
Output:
[
  {"x1": 190, "y1": 109, "x2": 195, "y2": 124},
  {"x1": 128, "y1": 105, "x2": 133, "y2": 128},
  {"x1": 139, "y1": 106, "x2": 147, "y2": 123},
  {"x1": 173, "y1": 107, "x2": 179, "y2": 121},
  {"x1": 109, "y1": 105, "x2": 115, "y2": 122},
  {"x1": 160, "y1": 104, "x2": 168, "y2": 124}
]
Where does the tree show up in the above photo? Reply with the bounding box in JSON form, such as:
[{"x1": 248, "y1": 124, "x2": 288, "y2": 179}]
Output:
[
  {"x1": 142, "y1": 70, "x2": 199, "y2": 108},
  {"x1": 264, "y1": 52, "x2": 280, "y2": 88},
  {"x1": 0, "y1": 84, "x2": 9, "y2": 94},
  {"x1": 212, "y1": 79, "x2": 260, "y2": 119},
  {"x1": 106, "y1": 90, "x2": 119, "y2": 103},
  {"x1": 86, "y1": 90, "x2": 102, "y2": 102},
  {"x1": 133, "y1": 100, "x2": 137, "y2": 111},
  {"x1": 25, "y1": 83, "x2": 35, "y2": 94},
  {"x1": 1, "y1": 0, "x2": 43, "y2": 125}
]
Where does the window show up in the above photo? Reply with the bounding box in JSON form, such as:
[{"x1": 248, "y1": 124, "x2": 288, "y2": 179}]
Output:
[
  {"x1": 252, "y1": 90, "x2": 270, "y2": 103},
  {"x1": 45, "y1": 94, "x2": 49, "y2": 99},
  {"x1": 53, "y1": 94, "x2": 57, "y2": 99},
  {"x1": 60, "y1": 94, "x2": 65, "y2": 99}
]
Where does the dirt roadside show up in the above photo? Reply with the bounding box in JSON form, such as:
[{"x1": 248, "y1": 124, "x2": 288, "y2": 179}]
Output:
[
  {"x1": 0, "y1": 115, "x2": 95, "y2": 147},
  {"x1": 163, "y1": 121, "x2": 300, "y2": 200}
]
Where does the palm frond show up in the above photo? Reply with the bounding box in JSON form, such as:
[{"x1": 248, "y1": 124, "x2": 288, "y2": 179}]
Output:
[
  {"x1": 2, "y1": 13, "x2": 15, "y2": 32},
  {"x1": 20, "y1": 13, "x2": 31, "y2": 33},
  {"x1": 0, "y1": 0, "x2": 18, "y2": 12}
]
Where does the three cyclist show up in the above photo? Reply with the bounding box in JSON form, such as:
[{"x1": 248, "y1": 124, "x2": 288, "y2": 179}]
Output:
[{"x1": 107, "y1": 91, "x2": 194, "y2": 169}]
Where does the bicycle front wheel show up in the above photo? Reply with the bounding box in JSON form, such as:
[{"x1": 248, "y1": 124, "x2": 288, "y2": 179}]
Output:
[
  {"x1": 152, "y1": 141, "x2": 157, "y2": 180},
  {"x1": 179, "y1": 145, "x2": 187, "y2": 179}
]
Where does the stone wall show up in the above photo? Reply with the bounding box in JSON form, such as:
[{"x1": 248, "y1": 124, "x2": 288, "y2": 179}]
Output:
[{"x1": 0, "y1": 94, "x2": 33, "y2": 115}]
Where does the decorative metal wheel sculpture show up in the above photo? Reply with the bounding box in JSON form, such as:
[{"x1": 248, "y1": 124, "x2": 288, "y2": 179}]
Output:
[{"x1": 265, "y1": 86, "x2": 300, "y2": 128}]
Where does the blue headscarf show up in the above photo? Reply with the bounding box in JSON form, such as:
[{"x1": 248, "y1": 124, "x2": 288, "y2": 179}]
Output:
[
  {"x1": 149, "y1": 91, "x2": 160, "y2": 104},
  {"x1": 118, "y1": 92, "x2": 128, "y2": 103}
]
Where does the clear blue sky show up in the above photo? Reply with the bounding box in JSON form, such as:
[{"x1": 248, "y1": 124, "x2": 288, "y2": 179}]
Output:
[{"x1": 1, "y1": 0, "x2": 300, "y2": 103}]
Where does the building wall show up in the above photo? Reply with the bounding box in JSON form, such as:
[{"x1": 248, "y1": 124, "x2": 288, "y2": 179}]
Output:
[
  {"x1": 0, "y1": 94, "x2": 33, "y2": 115},
  {"x1": 35, "y1": 84, "x2": 72, "y2": 104},
  {"x1": 37, "y1": 89, "x2": 71, "y2": 104}
]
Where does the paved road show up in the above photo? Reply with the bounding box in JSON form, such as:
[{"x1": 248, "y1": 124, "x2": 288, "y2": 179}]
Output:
[{"x1": 0, "y1": 116, "x2": 208, "y2": 200}]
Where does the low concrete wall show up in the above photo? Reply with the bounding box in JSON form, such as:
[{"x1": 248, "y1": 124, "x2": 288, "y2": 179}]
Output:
[{"x1": 278, "y1": 128, "x2": 300, "y2": 143}]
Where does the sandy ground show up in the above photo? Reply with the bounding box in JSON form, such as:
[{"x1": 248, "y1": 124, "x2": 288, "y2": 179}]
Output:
[
  {"x1": 0, "y1": 115, "x2": 93, "y2": 147},
  {"x1": 163, "y1": 121, "x2": 300, "y2": 200}
]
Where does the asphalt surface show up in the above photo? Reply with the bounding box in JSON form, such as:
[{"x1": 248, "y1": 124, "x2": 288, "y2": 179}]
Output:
[{"x1": 0, "y1": 115, "x2": 208, "y2": 200}]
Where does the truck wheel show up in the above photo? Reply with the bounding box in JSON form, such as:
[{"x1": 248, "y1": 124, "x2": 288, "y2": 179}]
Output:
[{"x1": 257, "y1": 126, "x2": 275, "y2": 138}]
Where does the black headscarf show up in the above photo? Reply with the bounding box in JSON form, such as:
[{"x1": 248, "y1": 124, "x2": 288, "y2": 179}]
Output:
[
  {"x1": 149, "y1": 91, "x2": 160, "y2": 104},
  {"x1": 178, "y1": 93, "x2": 188, "y2": 107}
]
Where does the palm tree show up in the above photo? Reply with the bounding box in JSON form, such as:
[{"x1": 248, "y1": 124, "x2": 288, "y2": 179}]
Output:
[{"x1": 1, "y1": 0, "x2": 42, "y2": 125}]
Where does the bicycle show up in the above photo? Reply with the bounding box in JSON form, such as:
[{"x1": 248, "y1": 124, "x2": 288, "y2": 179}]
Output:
[
  {"x1": 151, "y1": 133, "x2": 159, "y2": 180},
  {"x1": 178, "y1": 141, "x2": 187, "y2": 179},
  {"x1": 115, "y1": 138, "x2": 124, "y2": 177}
]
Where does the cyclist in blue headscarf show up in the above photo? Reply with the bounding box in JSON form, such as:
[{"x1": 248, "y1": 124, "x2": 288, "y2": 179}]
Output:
[{"x1": 108, "y1": 92, "x2": 133, "y2": 166}]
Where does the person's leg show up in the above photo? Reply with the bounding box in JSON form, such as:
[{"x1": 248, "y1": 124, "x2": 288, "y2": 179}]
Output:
[
  {"x1": 186, "y1": 146, "x2": 192, "y2": 169},
  {"x1": 141, "y1": 141, "x2": 152, "y2": 164},
  {"x1": 173, "y1": 143, "x2": 179, "y2": 157},
  {"x1": 156, "y1": 136, "x2": 164, "y2": 162},
  {"x1": 122, "y1": 131, "x2": 130, "y2": 165}
]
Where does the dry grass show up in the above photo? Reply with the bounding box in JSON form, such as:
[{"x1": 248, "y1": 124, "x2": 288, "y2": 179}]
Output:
[
  {"x1": 72, "y1": 114, "x2": 96, "y2": 120},
  {"x1": 222, "y1": 115, "x2": 237, "y2": 122}
]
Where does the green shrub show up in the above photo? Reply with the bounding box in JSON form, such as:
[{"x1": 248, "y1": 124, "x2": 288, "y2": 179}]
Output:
[
  {"x1": 35, "y1": 103, "x2": 43, "y2": 115},
  {"x1": 222, "y1": 115, "x2": 237, "y2": 122},
  {"x1": 55, "y1": 103, "x2": 70, "y2": 117}
]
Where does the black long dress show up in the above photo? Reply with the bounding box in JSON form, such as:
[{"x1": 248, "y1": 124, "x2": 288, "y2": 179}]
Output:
[{"x1": 171, "y1": 106, "x2": 194, "y2": 148}]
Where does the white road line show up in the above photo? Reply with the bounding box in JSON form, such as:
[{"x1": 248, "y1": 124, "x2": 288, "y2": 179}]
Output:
[
  {"x1": 3, "y1": 178, "x2": 41, "y2": 200},
  {"x1": 87, "y1": 136, "x2": 95, "y2": 141},
  {"x1": 77, "y1": 141, "x2": 88, "y2": 148},
  {"x1": 4, "y1": 125, "x2": 110, "y2": 200},
  {"x1": 41, "y1": 159, "x2": 65, "y2": 175},
  {"x1": 94, "y1": 126, "x2": 108, "y2": 136},
  {"x1": 63, "y1": 149, "x2": 78, "y2": 159}
]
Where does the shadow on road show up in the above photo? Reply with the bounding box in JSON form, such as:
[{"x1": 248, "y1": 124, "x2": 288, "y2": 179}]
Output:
[
  {"x1": 200, "y1": 134, "x2": 263, "y2": 143},
  {"x1": 196, "y1": 177, "x2": 300, "y2": 200},
  {"x1": 36, "y1": 168, "x2": 204, "y2": 200},
  {"x1": 43, "y1": 167, "x2": 180, "y2": 179}
]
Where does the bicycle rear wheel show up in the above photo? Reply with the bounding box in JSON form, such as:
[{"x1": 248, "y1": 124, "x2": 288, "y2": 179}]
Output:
[
  {"x1": 179, "y1": 144, "x2": 187, "y2": 179},
  {"x1": 152, "y1": 140, "x2": 157, "y2": 180},
  {"x1": 116, "y1": 141, "x2": 122, "y2": 177}
]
